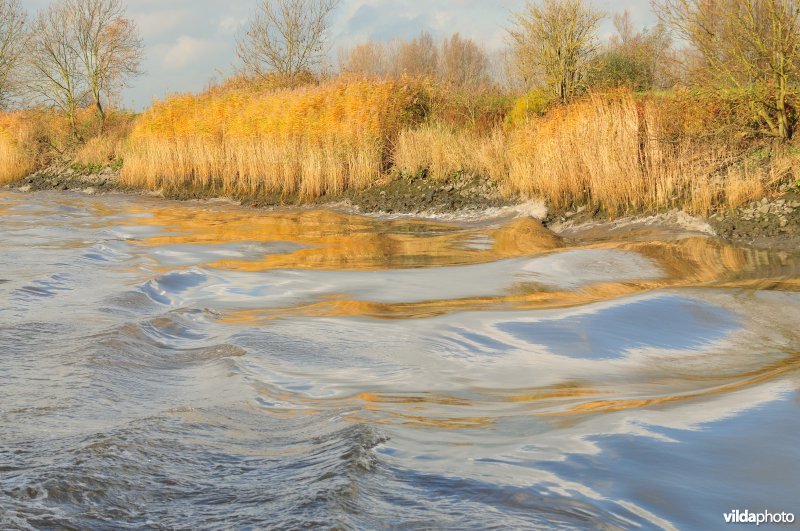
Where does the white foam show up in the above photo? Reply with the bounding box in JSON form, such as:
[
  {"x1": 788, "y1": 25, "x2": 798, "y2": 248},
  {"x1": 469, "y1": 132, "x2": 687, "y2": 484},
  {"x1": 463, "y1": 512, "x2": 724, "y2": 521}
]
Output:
[
  {"x1": 355, "y1": 199, "x2": 549, "y2": 223},
  {"x1": 551, "y1": 208, "x2": 716, "y2": 237}
]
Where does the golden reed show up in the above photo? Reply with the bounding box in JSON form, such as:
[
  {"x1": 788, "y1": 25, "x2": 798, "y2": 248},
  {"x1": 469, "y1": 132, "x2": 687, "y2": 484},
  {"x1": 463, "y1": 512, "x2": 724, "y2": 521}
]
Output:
[
  {"x1": 0, "y1": 112, "x2": 34, "y2": 185},
  {"x1": 0, "y1": 87, "x2": 783, "y2": 215},
  {"x1": 121, "y1": 78, "x2": 425, "y2": 199},
  {"x1": 394, "y1": 93, "x2": 774, "y2": 215}
]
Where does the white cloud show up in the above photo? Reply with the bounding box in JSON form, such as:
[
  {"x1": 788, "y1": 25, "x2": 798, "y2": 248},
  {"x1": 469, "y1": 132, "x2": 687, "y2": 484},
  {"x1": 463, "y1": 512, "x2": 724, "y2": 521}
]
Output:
[
  {"x1": 131, "y1": 9, "x2": 190, "y2": 41},
  {"x1": 163, "y1": 36, "x2": 218, "y2": 70},
  {"x1": 219, "y1": 15, "x2": 247, "y2": 35},
  {"x1": 88, "y1": 0, "x2": 661, "y2": 108}
]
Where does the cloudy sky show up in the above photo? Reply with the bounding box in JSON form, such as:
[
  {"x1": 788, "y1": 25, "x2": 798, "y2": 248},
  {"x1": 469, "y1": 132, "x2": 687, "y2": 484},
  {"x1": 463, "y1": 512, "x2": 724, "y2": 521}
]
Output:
[{"x1": 23, "y1": 0, "x2": 658, "y2": 109}]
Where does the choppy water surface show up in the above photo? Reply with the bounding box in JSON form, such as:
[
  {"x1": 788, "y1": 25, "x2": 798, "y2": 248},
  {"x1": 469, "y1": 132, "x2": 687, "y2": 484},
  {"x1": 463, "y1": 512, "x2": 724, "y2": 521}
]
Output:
[{"x1": 1, "y1": 190, "x2": 799, "y2": 530}]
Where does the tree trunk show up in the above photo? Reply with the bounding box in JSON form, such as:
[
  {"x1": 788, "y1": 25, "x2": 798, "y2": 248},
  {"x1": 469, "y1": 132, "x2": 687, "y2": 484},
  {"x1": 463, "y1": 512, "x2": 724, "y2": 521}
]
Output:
[
  {"x1": 68, "y1": 109, "x2": 80, "y2": 141},
  {"x1": 95, "y1": 97, "x2": 106, "y2": 133},
  {"x1": 776, "y1": 77, "x2": 791, "y2": 140}
]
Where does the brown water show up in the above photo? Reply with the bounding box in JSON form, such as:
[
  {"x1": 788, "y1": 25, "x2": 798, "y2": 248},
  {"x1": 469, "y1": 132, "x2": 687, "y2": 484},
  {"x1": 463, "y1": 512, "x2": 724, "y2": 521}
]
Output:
[{"x1": 1, "y1": 190, "x2": 799, "y2": 529}]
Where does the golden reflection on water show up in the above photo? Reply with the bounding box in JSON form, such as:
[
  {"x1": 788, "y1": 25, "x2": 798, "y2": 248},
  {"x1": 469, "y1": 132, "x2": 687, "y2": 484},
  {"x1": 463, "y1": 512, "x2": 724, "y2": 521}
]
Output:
[
  {"x1": 335, "y1": 351, "x2": 800, "y2": 428},
  {"x1": 126, "y1": 203, "x2": 562, "y2": 270},
  {"x1": 18, "y1": 194, "x2": 795, "y2": 428},
  {"x1": 559, "y1": 350, "x2": 800, "y2": 416},
  {"x1": 0, "y1": 196, "x2": 22, "y2": 216},
  {"x1": 111, "y1": 200, "x2": 800, "y2": 322},
  {"x1": 385, "y1": 414, "x2": 496, "y2": 429},
  {"x1": 349, "y1": 387, "x2": 606, "y2": 429},
  {"x1": 222, "y1": 260, "x2": 800, "y2": 325}
]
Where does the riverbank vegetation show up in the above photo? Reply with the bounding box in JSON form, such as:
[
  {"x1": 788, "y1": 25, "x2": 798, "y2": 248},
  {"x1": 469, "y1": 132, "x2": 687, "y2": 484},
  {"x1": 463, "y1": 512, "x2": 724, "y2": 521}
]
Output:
[
  {"x1": 121, "y1": 78, "x2": 426, "y2": 198},
  {"x1": 1, "y1": 0, "x2": 799, "y2": 217}
]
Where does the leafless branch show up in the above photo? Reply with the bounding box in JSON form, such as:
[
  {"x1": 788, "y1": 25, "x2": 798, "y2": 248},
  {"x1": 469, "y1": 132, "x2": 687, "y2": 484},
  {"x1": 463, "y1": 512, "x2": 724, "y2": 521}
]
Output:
[
  {"x1": 509, "y1": 0, "x2": 604, "y2": 102},
  {"x1": 653, "y1": 0, "x2": 800, "y2": 139},
  {"x1": 0, "y1": 0, "x2": 28, "y2": 108},
  {"x1": 236, "y1": 0, "x2": 339, "y2": 79}
]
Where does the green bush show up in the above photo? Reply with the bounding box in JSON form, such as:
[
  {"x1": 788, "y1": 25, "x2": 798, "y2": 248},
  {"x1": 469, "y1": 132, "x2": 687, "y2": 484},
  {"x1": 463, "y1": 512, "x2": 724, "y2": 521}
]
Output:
[{"x1": 506, "y1": 89, "x2": 554, "y2": 127}]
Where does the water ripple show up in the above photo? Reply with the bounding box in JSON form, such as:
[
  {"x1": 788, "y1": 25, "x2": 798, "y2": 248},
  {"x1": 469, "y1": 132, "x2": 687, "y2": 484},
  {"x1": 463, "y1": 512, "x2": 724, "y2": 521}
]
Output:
[{"x1": 1, "y1": 190, "x2": 799, "y2": 529}]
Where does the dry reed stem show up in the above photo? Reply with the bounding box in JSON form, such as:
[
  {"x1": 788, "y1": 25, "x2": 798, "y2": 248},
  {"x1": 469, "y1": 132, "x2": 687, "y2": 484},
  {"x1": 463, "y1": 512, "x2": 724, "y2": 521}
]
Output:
[
  {"x1": 0, "y1": 89, "x2": 780, "y2": 216},
  {"x1": 0, "y1": 113, "x2": 35, "y2": 184},
  {"x1": 395, "y1": 94, "x2": 773, "y2": 215},
  {"x1": 122, "y1": 79, "x2": 421, "y2": 198}
]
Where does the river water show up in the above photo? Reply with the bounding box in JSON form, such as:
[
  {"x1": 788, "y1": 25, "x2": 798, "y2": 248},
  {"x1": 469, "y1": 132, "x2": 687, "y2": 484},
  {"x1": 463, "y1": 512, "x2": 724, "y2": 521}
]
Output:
[{"x1": 1, "y1": 190, "x2": 799, "y2": 530}]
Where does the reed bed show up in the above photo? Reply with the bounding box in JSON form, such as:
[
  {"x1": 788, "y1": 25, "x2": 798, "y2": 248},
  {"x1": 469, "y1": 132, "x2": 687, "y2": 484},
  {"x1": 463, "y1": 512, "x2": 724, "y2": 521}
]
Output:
[
  {"x1": 0, "y1": 113, "x2": 35, "y2": 184},
  {"x1": 395, "y1": 93, "x2": 773, "y2": 215},
  {"x1": 504, "y1": 94, "x2": 770, "y2": 215},
  {"x1": 0, "y1": 107, "x2": 135, "y2": 183},
  {"x1": 0, "y1": 83, "x2": 782, "y2": 217},
  {"x1": 122, "y1": 79, "x2": 425, "y2": 198},
  {"x1": 393, "y1": 124, "x2": 481, "y2": 180},
  {"x1": 74, "y1": 114, "x2": 135, "y2": 166},
  {"x1": 393, "y1": 124, "x2": 512, "y2": 184}
]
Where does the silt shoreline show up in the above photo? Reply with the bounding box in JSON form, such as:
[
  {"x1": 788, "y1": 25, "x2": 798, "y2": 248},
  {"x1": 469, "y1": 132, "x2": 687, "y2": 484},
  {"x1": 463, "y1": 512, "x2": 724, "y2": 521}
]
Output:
[{"x1": 5, "y1": 164, "x2": 800, "y2": 251}]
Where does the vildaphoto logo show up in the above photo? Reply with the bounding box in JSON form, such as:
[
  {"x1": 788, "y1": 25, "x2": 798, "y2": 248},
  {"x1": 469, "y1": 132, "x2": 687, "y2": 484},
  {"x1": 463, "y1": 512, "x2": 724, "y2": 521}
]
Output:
[{"x1": 724, "y1": 510, "x2": 795, "y2": 526}]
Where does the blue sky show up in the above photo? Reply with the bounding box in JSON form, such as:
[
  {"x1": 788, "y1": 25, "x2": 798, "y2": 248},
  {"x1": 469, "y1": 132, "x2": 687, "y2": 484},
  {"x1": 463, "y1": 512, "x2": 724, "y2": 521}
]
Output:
[{"x1": 22, "y1": 0, "x2": 658, "y2": 109}]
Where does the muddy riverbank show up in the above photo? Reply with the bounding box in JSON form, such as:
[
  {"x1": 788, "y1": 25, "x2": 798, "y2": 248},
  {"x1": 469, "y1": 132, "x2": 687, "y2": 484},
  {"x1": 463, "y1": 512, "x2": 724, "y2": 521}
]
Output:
[{"x1": 5, "y1": 165, "x2": 799, "y2": 250}]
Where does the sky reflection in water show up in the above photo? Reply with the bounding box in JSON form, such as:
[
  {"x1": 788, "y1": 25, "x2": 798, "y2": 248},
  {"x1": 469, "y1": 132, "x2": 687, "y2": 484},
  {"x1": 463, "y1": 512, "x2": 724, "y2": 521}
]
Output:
[{"x1": 1, "y1": 190, "x2": 799, "y2": 529}]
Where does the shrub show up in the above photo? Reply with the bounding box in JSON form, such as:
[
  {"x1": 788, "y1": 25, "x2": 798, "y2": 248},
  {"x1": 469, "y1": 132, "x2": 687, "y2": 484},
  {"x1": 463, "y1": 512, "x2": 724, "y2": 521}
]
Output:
[{"x1": 505, "y1": 89, "x2": 554, "y2": 127}]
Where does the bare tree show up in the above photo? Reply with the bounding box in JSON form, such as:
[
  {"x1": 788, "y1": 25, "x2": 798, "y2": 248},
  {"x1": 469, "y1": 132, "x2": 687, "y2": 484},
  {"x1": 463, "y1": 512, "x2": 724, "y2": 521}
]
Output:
[
  {"x1": 99, "y1": 17, "x2": 143, "y2": 110},
  {"x1": 338, "y1": 41, "x2": 387, "y2": 76},
  {"x1": 68, "y1": 0, "x2": 142, "y2": 126},
  {"x1": 510, "y1": 0, "x2": 604, "y2": 102},
  {"x1": 27, "y1": 2, "x2": 86, "y2": 137},
  {"x1": 613, "y1": 9, "x2": 635, "y2": 45},
  {"x1": 0, "y1": 0, "x2": 27, "y2": 108},
  {"x1": 24, "y1": 0, "x2": 142, "y2": 137},
  {"x1": 340, "y1": 32, "x2": 489, "y2": 93},
  {"x1": 588, "y1": 10, "x2": 672, "y2": 91},
  {"x1": 439, "y1": 33, "x2": 489, "y2": 90},
  {"x1": 653, "y1": 0, "x2": 800, "y2": 139},
  {"x1": 237, "y1": 0, "x2": 339, "y2": 79},
  {"x1": 388, "y1": 32, "x2": 439, "y2": 78}
]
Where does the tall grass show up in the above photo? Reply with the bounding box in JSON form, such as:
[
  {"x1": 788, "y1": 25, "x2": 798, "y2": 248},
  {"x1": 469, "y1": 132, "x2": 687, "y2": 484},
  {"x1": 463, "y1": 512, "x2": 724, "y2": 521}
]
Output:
[
  {"x1": 394, "y1": 92, "x2": 775, "y2": 215},
  {"x1": 505, "y1": 93, "x2": 772, "y2": 214},
  {"x1": 393, "y1": 124, "x2": 482, "y2": 180},
  {"x1": 0, "y1": 113, "x2": 35, "y2": 184},
  {"x1": 74, "y1": 113, "x2": 136, "y2": 166},
  {"x1": 0, "y1": 108, "x2": 135, "y2": 184},
  {"x1": 392, "y1": 125, "x2": 511, "y2": 183},
  {"x1": 0, "y1": 80, "x2": 785, "y2": 217},
  {"x1": 122, "y1": 78, "x2": 426, "y2": 198}
]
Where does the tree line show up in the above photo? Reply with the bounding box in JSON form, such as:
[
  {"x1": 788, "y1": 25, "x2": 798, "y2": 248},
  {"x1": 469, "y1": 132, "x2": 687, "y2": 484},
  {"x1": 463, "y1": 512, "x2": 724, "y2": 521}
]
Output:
[
  {"x1": 235, "y1": 0, "x2": 800, "y2": 140},
  {"x1": 1, "y1": 0, "x2": 799, "y2": 141},
  {"x1": 508, "y1": 0, "x2": 800, "y2": 139}
]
